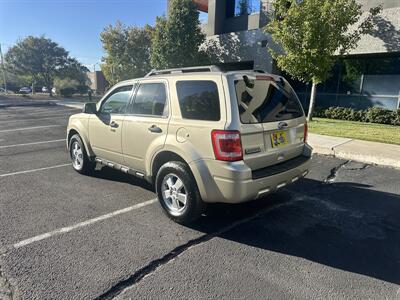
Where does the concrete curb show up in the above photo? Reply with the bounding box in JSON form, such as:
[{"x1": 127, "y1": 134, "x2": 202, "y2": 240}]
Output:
[
  {"x1": 308, "y1": 133, "x2": 400, "y2": 169},
  {"x1": 55, "y1": 100, "x2": 85, "y2": 110}
]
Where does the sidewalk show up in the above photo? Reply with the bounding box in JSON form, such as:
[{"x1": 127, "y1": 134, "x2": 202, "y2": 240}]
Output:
[{"x1": 308, "y1": 133, "x2": 400, "y2": 169}]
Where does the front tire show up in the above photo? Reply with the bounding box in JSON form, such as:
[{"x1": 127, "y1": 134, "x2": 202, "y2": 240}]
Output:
[
  {"x1": 69, "y1": 134, "x2": 95, "y2": 175},
  {"x1": 156, "y1": 161, "x2": 205, "y2": 224}
]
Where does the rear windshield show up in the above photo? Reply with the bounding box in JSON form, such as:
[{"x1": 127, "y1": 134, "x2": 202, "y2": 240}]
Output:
[{"x1": 234, "y1": 77, "x2": 304, "y2": 124}]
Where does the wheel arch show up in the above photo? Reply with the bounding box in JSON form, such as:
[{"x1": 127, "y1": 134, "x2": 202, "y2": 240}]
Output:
[
  {"x1": 150, "y1": 151, "x2": 187, "y2": 183},
  {"x1": 67, "y1": 125, "x2": 94, "y2": 159}
]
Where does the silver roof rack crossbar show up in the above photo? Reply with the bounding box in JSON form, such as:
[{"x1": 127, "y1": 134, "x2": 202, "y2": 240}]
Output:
[{"x1": 145, "y1": 65, "x2": 222, "y2": 77}]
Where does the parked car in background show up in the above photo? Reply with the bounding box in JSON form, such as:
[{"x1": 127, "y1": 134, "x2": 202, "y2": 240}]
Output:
[
  {"x1": 67, "y1": 66, "x2": 312, "y2": 224},
  {"x1": 19, "y1": 87, "x2": 32, "y2": 94},
  {"x1": 42, "y1": 87, "x2": 48, "y2": 93}
]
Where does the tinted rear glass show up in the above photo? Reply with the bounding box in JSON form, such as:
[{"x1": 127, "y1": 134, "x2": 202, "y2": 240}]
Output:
[
  {"x1": 235, "y1": 78, "x2": 304, "y2": 124},
  {"x1": 176, "y1": 80, "x2": 220, "y2": 121}
]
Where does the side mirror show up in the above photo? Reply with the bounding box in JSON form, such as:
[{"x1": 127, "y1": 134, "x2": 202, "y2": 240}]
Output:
[{"x1": 83, "y1": 102, "x2": 97, "y2": 114}]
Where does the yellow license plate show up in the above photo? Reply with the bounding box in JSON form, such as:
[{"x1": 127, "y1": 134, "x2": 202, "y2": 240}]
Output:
[{"x1": 271, "y1": 131, "x2": 288, "y2": 148}]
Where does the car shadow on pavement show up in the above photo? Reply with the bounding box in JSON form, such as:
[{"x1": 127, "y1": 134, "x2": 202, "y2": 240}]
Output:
[
  {"x1": 190, "y1": 178, "x2": 400, "y2": 285},
  {"x1": 90, "y1": 165, "x2": 155, "y2": 193},
  {"x1": 83, "y1": 165, "x2": 400, "y2": 284}
]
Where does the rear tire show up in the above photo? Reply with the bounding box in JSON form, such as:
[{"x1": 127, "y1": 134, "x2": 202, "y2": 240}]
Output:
[
  {"x1": 69, "y1": 134, "x2": 95, "y2": 175},
  {"x1": 156, "y1": 161, "x2": 205, "y2": 224}
]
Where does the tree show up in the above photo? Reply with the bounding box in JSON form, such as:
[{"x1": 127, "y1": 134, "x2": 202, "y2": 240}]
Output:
[
  {"x1": 100, "y1": 22, "x2": 153, "y2": 85},
  {"x1": 151, "y1": 0, "x2": 209, "y2": 69},
  {"x1": 53, "y1": 77, "x2": 79, "y2": 97},
  {"x1": 265, "y1": 0, "x2": 381, "y2": 120},
  {"x1": 5, "y1": 36, "x2": 70, "y2": 95},
  {"x1": 58, "y1": 58, "x2": 90, "y2": 94}
]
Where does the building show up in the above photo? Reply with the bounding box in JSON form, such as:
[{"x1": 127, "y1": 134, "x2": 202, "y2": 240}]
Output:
[
  {"x1": 191, "y1": 0, "x2": 400, "y2": 110},
  {"x1": 87, "y1": 71, "x2": 108, "y2": 94}
]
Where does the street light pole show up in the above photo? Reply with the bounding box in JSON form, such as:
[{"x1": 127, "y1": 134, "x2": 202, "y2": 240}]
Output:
[
  {"x1": 0, "y1": 43, "x2": 7, "y2": 93},
  {"x1": 93, "y1": 63, "x2": 99, "y2": 73}
]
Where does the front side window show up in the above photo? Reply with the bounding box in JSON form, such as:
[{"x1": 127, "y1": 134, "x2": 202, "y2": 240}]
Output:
[
  {"x1": 130, "y1": 83, "x2": 167, "y2": 116},
  {"x1": 101, "y1": 85, "x2": 133, "y2": 114},
  {"x1": 176, "y1": 80, "x2": 220, "y2": 121},
  {"x1": 235, "y1": 77, "x2": 304, "y2": 124}
]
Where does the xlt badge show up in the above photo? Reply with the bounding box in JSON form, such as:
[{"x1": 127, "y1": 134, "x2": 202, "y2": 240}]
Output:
[{"x1": 245, "y1": 147, "x2": 261, "y2": 154}]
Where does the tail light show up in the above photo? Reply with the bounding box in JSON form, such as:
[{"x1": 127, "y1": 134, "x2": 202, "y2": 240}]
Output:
[
  {"x1": 304, "y1": 122, "x2": 308, "y2": 143},
  {"x1": 211, "y1": 130, "x2": 243, "y2": 162}
]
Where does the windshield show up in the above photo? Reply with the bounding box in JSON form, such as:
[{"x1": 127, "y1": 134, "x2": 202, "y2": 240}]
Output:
[{"x1": 234, "y1": 77, "x2": 304, "y2": 124}]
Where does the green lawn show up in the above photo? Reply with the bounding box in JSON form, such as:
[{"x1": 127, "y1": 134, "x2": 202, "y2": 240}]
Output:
[{"x1": 309, "y1": 118, "x2": 400, "y2": 145}]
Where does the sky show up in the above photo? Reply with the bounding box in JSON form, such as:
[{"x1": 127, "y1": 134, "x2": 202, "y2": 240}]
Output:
[{"x1": 0, "y1": 0, "x2": 169, "y2": 70}]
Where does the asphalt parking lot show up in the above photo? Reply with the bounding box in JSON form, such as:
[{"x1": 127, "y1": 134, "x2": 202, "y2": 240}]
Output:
[{"x1": 0, "y1": 100, "x2": 399, "y2": 300}]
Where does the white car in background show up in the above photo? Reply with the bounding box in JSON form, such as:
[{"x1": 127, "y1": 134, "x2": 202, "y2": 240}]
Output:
[{"x1": 19, "y1": 87, "x2": 32, "y2": 94}]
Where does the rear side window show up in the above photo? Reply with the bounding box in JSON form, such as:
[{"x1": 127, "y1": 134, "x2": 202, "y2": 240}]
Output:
[
  {"x1": 130, "y1": 83, "x2": 167, "y2": 116},
  {"x1": 176, "y1": 80, "x2": 220, "y2": 121},
  {"x1": 235, "y1": 78, "x2": 304, "y2": 124}
]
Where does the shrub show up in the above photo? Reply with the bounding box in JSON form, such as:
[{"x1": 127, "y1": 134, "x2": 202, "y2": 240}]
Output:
[
  {"x1": 365, "y1": 107, "x2": 394, "y2": 125},
  {"x1": 324, "y1": 107, "x2": 354, "y2": 120},
  {"x1": 53, "y1": 77, "x2": 79, "y2": 97},
  {"x1": 393, "y1": 109, "x2": 400, "y2": 126},
  {"x1": 314, "y1": 106, "x2": 398, "y2": 126},
  {"x1": 350, "y1": 109, "x2": 367, "y2": 122}
]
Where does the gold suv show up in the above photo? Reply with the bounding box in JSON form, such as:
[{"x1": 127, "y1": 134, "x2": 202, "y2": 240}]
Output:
[{"x1": 67, "y1": 66, "x2": 312, "y2": 224}]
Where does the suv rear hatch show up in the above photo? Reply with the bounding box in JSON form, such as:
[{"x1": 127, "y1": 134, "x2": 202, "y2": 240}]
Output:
[{"x1": 231, "y1": 73, "x2": 307, "y2": 171}]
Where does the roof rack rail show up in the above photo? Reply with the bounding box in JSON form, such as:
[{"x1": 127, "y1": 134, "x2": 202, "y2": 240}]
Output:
[{"x1": 145, "y1": 65, "x2": 222, "y2": 77}]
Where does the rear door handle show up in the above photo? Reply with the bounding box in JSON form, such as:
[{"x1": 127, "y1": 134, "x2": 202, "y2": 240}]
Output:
[
  {"x1": 110, "y1": 121, "x2": 119, "y2": 128},
  {"x1": 148, "y1": 125, "x2": 162, "y2": 133}
]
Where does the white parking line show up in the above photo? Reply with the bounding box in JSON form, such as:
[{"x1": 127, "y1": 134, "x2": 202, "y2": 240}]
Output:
[
  {"x1": 0, "y1": 115, "x2": 69, "y2": 124},
  {"x1": 0, "y1": 108, "x2": 79, "y2": 116},
  {"x1": 13, "y1": 198, "x2": 157, "y2": 249},
  {"x1": 0, "y1": 125, "x2": 63, "y2": 133},
  {"x1": 0, "y1": 139, "x2": 65, "y2": 149},
  {"x1": 0, "y1": 163, "x2": 70, "y2": 177}
]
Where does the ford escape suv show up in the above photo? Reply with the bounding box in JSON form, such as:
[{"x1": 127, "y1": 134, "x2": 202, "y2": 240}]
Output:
[{"x1": 67, "y1": 66, "x2": 312, "y2": 224}]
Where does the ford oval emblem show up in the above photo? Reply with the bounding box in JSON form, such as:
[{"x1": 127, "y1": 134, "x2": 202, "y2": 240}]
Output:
[{"x1": 278, "y1": 122, "x2": 288, "y2": 129}]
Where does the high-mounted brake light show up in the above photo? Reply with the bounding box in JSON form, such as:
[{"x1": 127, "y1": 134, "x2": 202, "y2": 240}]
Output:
[
  {"x1": 304, "y1": 122, "x2": 308, "y2": 143},
  {"x1": 211, "y1": 130, "x2": 243, "y2": 162},
  {"x1": 256, "y1": 75, "x2": 275, "y2": 81}
]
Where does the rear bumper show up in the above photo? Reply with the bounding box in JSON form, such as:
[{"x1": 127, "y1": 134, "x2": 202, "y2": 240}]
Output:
[{"x1": 189, "y1": 144, "x2": 312, "y2": 204}]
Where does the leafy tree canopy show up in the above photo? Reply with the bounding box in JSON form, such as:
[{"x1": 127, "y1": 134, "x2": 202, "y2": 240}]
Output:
[
  {"x1": 58, "y1": 58, "x2": 90, "y2": 86},
  {"x1": 266, "y1": 0, "x2": 381, "y2": 84},
  {"x1": 5, "y1": 36, "x2": 75, "y2": 94},
  {"x1": 151, "y1": 0, "x2": 209, "y2": 69},
  {"x1": 265, "y1": 0, "x2": 381, "y2": 119},
  {"x1": 100, "y1": 21, "x2": 153, "y2": 85}
]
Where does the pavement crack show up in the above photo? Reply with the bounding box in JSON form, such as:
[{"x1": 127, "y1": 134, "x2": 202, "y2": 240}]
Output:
[
  {"x1": 324, "y1": 160, "x2": 350, "y2": 184},
  {"x1": 95, "y1": 205, "x2": 281, "y2": 300},
  {"x1": 345, "y1": 163, "x2": 369, "y2": 171}
]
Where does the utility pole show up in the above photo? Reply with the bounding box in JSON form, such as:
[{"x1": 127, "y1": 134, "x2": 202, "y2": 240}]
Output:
[
  {"x1": 93, "y1": 63, "x2": 99, "y2": 73},
  {"x1": 0, "y1": 43, "x2": 7, "y2": 93}
]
